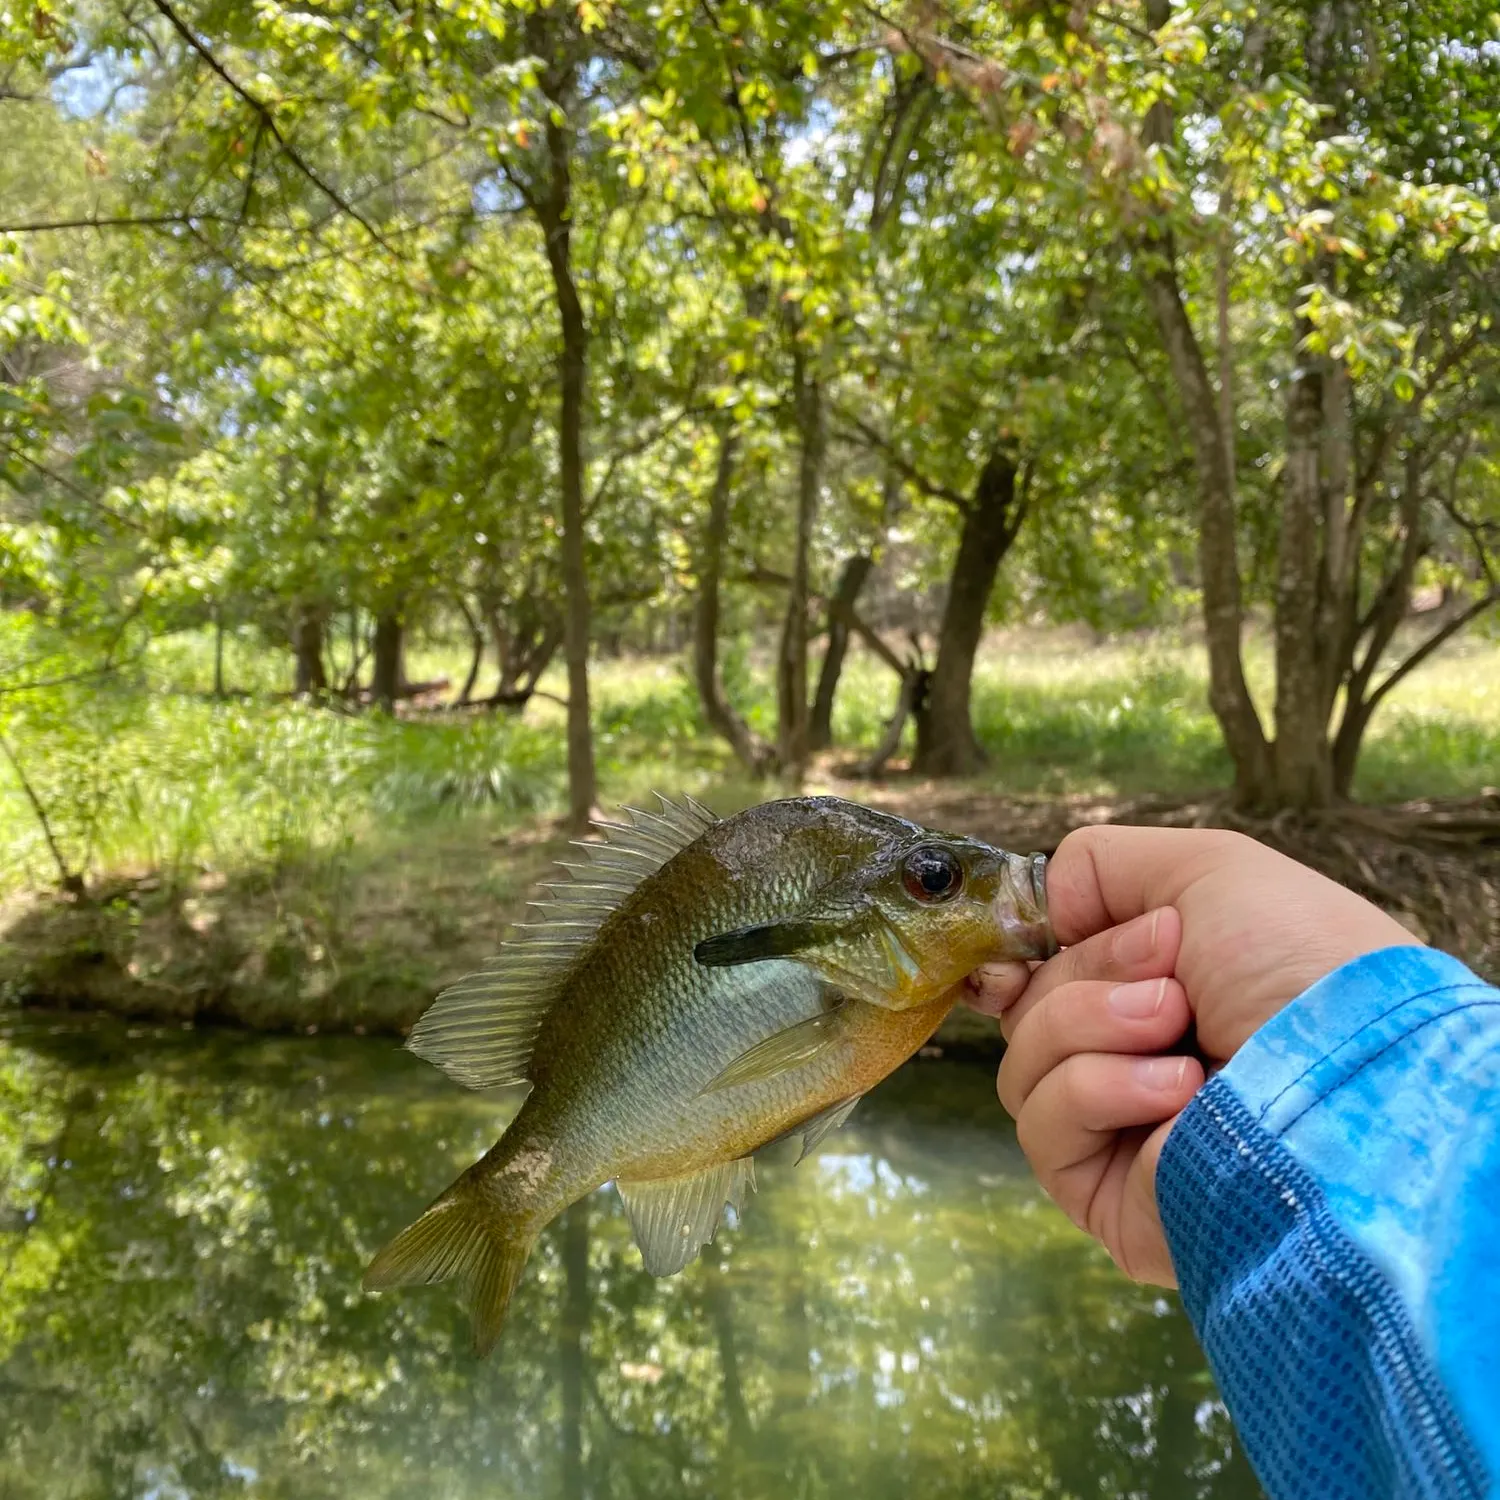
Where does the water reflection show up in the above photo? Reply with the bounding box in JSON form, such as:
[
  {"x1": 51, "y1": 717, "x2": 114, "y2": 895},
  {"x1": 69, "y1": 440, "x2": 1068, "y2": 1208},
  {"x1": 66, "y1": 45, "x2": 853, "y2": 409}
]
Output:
[{"x1": 0, "y1": 1015, "x2": 1261, "y2": 1499}]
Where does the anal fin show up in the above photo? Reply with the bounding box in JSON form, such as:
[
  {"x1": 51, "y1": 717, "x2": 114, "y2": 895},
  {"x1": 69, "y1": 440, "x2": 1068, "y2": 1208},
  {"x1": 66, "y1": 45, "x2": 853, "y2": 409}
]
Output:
[{"x1": 616, "y1": 1158, "x2": 757, "y2": 1277}]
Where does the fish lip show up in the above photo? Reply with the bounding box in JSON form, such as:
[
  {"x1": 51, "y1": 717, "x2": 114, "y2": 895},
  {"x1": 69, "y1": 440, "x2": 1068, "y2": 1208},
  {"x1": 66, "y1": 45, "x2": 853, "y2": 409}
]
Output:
[{"x1": 990, "y1": 852, "x2": 1059, "y2": 960}]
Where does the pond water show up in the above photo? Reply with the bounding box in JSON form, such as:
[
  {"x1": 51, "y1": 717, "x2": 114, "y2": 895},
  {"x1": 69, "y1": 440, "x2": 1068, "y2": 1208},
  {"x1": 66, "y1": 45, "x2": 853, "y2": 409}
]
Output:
[{"x1": 0, "y1": 1014, "x2": 1261, "y2": 1500}]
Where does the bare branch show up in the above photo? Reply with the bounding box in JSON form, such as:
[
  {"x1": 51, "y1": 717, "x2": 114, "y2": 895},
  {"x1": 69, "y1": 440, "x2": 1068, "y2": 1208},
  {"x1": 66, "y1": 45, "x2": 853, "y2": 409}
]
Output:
[
  {"x1": 0, "y1": 731, "x2": 84, "y2": 893},
  {"x1": 1437, "y1": 436, "x2": 1499, "y2": 592},
  {"x1": 740, "y1": 563, "x2": 909, "y2": 677},
  {"x1": 585, "y1": 396, "x2": 704, "y2": 516},
  {"x1": 0, "y1": 212, "x2": 275, "y2": 233},
  {"x1": 0, "y1": 439, "x2": 152, "y2": 536}
]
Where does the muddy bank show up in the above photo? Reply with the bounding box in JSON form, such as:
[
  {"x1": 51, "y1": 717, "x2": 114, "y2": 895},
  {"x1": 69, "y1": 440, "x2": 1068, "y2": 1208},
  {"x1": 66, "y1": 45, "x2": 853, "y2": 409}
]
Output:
[{"x1": 3, "y1": 787, "x2": 1496, "y2": 1048}]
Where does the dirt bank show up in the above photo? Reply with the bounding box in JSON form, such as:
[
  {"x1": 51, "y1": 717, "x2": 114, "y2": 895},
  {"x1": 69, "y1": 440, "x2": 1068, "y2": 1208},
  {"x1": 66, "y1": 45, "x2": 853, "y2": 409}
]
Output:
[{"x1": 3, "y1": 785, "x2": 1496, "y2": 1053}]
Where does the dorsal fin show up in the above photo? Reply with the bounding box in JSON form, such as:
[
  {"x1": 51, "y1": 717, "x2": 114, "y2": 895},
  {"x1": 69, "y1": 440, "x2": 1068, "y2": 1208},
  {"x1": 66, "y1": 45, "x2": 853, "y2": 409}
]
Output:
[{"x1": 407, "y1": 794, "x2": 718, "y2": 1090}]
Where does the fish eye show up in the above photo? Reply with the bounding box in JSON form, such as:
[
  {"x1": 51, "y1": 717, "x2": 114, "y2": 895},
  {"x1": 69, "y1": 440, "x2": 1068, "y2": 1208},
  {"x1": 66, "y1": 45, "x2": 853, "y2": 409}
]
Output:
[{"x1": 902, "y1": 845, "x2": 964, "y2": 904}]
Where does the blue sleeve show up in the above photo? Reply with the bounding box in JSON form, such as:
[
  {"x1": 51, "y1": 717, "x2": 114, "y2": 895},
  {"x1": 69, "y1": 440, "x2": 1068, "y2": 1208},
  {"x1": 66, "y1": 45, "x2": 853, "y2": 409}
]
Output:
[{"x1": 1157, "y1": 945, "x2": 1500, "y2": 1500}]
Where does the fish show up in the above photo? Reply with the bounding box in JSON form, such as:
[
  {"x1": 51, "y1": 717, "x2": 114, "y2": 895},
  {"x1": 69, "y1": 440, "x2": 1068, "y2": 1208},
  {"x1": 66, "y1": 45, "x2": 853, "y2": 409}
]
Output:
[{"x1": 362, "y1": 794, "x2": 1056, "y2": 1354}]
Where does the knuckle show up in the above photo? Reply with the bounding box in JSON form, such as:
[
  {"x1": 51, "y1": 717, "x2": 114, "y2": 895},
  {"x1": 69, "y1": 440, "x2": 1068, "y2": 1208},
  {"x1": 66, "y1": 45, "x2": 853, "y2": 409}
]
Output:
[
  {"x1": 1045, "y1": 1053, "x2": 1089, "y2": 1119},
  {"x1": 996, "y1": 1055, "x2": 1023, "y2": 1118},
  {"x1": 1014, "y1": 1101, "x2": 1046, "y2": 1163}
]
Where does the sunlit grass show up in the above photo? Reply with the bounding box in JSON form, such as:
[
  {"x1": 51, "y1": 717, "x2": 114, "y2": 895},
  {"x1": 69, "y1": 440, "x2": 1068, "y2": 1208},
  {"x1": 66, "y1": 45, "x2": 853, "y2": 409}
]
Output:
[
  {"x1": 1, "y1": 622, "x2": 1495, "y2": 897},
  {"x1": 828, "y1": 625, "x2": 1498, "y2": 804}
]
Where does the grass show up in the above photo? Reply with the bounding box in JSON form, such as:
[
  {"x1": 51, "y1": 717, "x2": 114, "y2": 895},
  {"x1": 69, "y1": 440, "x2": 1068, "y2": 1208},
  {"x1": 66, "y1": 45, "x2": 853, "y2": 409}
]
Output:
[
  {"x1": 1, "y1": 619, "x2": 1495, "y2": 1030},
  {"x1": 824, "y1": 625, "x2": 1499, "y2": 803}
]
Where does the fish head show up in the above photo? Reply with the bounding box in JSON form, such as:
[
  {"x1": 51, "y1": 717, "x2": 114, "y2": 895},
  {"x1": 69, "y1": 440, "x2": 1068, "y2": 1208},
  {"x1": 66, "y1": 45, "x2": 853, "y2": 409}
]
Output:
[
  {"x1": 841, "y1": 832, "x2": 1057, "y2": 1007},
  {"x1": 694, "y1": 816, "x2": 1057, "y2": 1011}
]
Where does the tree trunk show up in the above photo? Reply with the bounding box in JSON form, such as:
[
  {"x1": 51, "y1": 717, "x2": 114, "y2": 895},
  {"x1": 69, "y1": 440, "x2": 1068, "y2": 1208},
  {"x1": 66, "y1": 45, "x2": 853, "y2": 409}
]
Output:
[
  {"x1": 776, "y1": 354, "x2": 823, "y2": 780},
  {"x1": 693, "y1": 425, "x2": 777, "y2": 774},
  {"x1": 912, "y1": 449, "x2": 1023, "y2": 776},
  {"x1": 701, "y1": 1241, "x2": 752, "y2": 1453},
  {"x1": 292, "y1": 605, "x2": 328, "y2": 698},
  {"x1": 1139, "y1": 0, "x2": 1271, "y2": 808},
  {"x1": 339, "y1": 608, "x2": 366, "y2": 696},
  {"x1": 1139, "y1": 252, "x2": 1272, "y2": 807},
  {"x1": 1270, "y1": 345, "x2": 1335, "y2": 809},
  {"x1": 538, "y1": 63, "x2": 597, "y2": 833},
  {"x1": 456, "y1": 600, "x2": 485, "y2": 705},
  {"x1": 1331, "y1": 697, "x2": 1373, "y2": 801},
  {"x1": 858, "y1": 665, "x2": 928, "y2": 776},
  {"x1": 371, "y1": 612, "x2": 404, "y2": 711},
  {"x1": 212, "y1": 607, "x2": 226, "y2": 697},
  {"x1": 486, "y1": 606, "x2": 516, "y2": 697},
  {"x1": 809, "y1": 552, "x2": 874, "y2": 752}
]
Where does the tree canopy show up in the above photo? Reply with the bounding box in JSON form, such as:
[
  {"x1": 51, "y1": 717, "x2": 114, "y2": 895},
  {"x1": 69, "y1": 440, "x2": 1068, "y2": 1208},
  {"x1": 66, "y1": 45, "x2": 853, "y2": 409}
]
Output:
[{"x1": 2, "y1": 0, "x2": 1497, "y2": 828}]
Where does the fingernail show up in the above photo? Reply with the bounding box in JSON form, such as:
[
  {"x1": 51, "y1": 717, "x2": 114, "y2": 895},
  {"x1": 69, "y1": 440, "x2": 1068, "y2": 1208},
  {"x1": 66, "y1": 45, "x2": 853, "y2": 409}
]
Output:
[
  {"x1": 1115, "y1": 910, "x2": 1163, "y2": 966},
  {"x1": 1109, "y1": 978, "x2": 1166, "y2": 1019},
  {"x1": 1133, "y1": 1056, "x2": 1188, "y2": 1091}
]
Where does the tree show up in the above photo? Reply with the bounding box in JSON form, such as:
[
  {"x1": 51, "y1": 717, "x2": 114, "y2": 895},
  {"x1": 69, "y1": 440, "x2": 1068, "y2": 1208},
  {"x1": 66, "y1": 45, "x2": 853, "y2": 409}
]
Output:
[{"x1": 909, "y1": 0, "x2": 1500, "y2": 809}]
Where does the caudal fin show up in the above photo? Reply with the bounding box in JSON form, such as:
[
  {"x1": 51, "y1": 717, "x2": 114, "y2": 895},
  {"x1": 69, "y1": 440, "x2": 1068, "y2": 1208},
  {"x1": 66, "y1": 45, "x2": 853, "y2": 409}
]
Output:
[{"x1": 363, "y1": 1180, "x2": 535, "y2": 1357}]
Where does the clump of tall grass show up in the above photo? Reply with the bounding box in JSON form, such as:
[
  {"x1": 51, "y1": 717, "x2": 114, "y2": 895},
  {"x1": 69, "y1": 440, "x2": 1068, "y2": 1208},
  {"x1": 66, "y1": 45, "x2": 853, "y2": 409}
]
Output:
[
  {"x1": 0, "y1": 673, "x2": 568, "y2": 894},
  {"x1": 362, "y1": 714, "x2": 564, "y2": 815}
]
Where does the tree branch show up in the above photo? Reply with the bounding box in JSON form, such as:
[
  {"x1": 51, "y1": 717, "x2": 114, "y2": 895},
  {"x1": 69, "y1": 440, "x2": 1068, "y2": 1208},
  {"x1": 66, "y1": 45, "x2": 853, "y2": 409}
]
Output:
[
  {"x1": 1366, "y1": 591, "x2": 1500, "y2": 714},
  {"x1": 0, "y1": 212, "x2": 274, "y2": 233},
  {"x1": 835, "y1": 410, "x2": 968, "y2": 508},
  {"x1": 147, "y1": 0, "x2": 397, "y2": 253},
  {"x1": 0, "y1": 439, "x2": 154, "y2": 536},
  {"x1": 0, "y1": 731, "x2": 84, "y2": 893},
  {"x1": 741, "y1": 563, "x2": 909, "y2": 677},
  {"x1": 585, "y1": 398, "x2": 702, "y2": 516}
]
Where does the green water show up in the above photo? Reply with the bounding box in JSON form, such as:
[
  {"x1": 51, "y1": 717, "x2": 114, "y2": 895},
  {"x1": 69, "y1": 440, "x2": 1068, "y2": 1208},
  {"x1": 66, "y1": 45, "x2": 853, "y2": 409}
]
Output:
[{"x1": 0, "y1": 1014, "x2": 1259, "y2": 1500}]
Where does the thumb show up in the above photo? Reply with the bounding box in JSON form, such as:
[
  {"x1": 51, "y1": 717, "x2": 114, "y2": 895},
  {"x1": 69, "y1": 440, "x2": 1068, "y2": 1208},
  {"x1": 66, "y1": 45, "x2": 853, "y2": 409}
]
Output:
[{"x1": 1045, "y1": 825, "x2": 1251, "y2": 945}]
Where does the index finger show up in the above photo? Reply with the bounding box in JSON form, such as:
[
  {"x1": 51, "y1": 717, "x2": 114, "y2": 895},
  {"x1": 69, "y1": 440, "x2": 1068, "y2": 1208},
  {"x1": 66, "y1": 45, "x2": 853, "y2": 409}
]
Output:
[{"x1": 1046, "y1": 825, "x2": 1254, "y2": 944}]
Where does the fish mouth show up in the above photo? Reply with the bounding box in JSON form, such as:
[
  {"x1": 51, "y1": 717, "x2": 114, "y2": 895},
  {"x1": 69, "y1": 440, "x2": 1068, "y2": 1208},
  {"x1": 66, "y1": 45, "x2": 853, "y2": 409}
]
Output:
[{"x1": 991, "y1": 852, "x2": 1059, "y2": 961}]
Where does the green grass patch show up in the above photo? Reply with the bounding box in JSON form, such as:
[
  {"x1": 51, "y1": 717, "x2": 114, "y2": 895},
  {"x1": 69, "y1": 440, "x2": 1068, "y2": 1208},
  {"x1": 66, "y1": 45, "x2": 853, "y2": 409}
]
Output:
[{"x1": 6, "y1": 624, "x2": 1497, "y2": 899}]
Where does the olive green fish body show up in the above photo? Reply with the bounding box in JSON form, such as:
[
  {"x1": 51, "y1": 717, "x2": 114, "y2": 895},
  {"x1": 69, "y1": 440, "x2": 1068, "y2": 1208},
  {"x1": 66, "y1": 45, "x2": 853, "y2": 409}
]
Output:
[
  {"x1": 364, "y1": 796, "x2": 1054, "y2": 1354},
  {"x1": 512, "y1": 802, "x2": 899, "y2": 1167}
]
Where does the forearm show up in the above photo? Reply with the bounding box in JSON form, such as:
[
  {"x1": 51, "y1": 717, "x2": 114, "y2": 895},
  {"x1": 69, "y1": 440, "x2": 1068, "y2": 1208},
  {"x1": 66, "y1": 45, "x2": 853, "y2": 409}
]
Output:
[{"x1": 1158, "y1": 946, "x2": 1500, "y2": 1500}]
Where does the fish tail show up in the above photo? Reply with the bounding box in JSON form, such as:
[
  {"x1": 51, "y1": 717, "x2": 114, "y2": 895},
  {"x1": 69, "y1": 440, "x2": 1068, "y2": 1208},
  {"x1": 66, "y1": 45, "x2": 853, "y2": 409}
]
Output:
[{"x1": 362, "y1": 1173, "x2": 536, "y2": 1357}]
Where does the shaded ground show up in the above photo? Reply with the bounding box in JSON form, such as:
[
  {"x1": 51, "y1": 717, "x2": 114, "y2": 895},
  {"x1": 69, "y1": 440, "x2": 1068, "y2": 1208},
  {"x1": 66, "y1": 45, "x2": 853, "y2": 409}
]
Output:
[{"x1": 3, "y1": 775, "x2": 1496, "y2": 1054}]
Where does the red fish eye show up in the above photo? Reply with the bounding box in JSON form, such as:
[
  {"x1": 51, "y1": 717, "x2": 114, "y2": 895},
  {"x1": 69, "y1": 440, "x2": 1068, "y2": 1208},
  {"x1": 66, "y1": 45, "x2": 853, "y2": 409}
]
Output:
[{"x1": 902, "y1": 845, "x2": 963, "y2": 903}]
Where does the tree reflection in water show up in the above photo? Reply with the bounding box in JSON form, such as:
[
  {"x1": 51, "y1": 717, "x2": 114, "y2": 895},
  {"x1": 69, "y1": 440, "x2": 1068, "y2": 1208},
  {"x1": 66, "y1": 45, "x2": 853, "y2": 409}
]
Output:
[{"x1": 0, "y1": 1015, "x2": 1262, "y2": 1499}]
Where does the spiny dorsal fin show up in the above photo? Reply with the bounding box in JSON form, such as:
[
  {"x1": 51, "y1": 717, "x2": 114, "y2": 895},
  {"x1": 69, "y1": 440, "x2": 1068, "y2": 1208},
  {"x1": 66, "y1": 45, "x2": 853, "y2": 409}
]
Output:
[
  {"x1": 616, "y1": 1157, "x2": 756, "y2": 1277},
  {"x1": 407, "y1": 794, "x2": 718, "y2": 1090}
]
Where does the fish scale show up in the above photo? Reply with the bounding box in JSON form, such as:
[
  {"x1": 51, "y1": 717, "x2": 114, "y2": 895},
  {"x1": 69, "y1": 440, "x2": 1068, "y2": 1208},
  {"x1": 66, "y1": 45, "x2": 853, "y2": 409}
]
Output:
[{"x1": 363, "y1": 795, "x2": 1055, "y2": 1354}]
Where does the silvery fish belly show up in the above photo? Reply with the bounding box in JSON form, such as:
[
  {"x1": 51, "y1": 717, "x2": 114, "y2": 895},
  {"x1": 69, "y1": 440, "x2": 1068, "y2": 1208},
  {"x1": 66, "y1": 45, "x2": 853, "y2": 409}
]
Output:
[{"x1": 363, "y1": 794, "x2": 1057, "y2": 1354}]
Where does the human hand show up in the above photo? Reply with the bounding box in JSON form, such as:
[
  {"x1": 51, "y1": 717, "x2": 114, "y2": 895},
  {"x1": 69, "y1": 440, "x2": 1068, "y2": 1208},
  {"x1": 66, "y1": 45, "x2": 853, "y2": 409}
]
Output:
[{"x1": 968, "y1": 825, "x2": 1415, "y2": 1285}]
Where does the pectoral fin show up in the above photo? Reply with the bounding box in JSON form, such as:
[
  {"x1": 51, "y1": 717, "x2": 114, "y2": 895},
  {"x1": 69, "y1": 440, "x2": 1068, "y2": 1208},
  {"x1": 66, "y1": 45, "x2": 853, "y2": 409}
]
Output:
[
  {"x1": 616, "y1": 1158, "x2": 757, "y2": 1276},
  {"x1": 694, "y1": 916, "x2": 845, "y2": 968},
  {"x1": 699, "y1": 1005, "x2": 851, "y2": 1095},
  {"x1": 695, "y1": 898, "x2": 916, "y2": 1009}
]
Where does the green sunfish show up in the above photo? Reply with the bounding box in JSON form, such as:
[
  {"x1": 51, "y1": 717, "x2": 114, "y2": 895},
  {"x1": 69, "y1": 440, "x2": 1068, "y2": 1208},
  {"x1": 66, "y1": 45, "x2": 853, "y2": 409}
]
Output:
[{"x1": 364, "y1": 794, "x2": 1056, "y2": 1353}]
